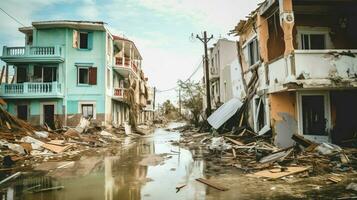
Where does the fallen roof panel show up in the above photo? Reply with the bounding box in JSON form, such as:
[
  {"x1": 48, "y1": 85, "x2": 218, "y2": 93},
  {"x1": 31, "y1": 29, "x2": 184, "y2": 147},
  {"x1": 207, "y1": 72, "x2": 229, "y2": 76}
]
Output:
[{"x1": 207, "y1": 98, "x2": 243, "y2": 129}]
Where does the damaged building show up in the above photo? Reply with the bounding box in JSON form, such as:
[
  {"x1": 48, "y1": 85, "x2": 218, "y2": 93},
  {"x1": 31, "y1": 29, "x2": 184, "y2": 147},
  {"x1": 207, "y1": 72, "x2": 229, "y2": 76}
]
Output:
[
  {"x1": 0, "y1": 20, "x2": 153, "y2": 128},
  {"x1": 230, "y1": 0, "x2": 357, "y2": 147}
]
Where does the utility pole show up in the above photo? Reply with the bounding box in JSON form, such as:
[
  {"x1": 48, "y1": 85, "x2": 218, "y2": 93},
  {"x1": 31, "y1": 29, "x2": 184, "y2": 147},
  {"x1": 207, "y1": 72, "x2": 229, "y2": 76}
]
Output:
[{"x1": 196, "y1": 31, "x2": 213, "y2": 117}]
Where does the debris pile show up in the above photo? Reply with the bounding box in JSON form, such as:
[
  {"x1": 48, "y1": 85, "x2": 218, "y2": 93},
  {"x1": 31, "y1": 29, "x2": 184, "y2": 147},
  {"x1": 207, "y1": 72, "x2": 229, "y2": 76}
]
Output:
[
  {"x1": 174, "y1": 125, "x2": 357, "y2": 181},
  {"x1": 0, "y1": 103, "x2": 138, "y2": 172}
]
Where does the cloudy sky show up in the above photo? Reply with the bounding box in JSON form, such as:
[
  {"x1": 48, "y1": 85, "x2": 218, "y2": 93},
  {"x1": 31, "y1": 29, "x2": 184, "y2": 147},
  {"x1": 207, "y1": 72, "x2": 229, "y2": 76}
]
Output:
[{"x1": 0, "y1": 0, "x2": 260, "y2": 105}]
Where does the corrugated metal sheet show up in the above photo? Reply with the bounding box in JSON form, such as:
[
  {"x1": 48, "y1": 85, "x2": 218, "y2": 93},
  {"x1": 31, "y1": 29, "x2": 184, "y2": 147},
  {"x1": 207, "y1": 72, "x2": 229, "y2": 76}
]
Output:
[{"x1": 207, "y1": 98, "x2": 243, "y2": 129}]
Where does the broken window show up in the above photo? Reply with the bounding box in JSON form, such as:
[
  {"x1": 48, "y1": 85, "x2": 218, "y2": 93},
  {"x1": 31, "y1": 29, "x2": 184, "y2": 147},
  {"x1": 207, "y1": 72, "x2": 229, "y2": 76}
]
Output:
[
  {"x1": 302, "y1": 95, "x2": 327, "y2": 135},
  {"x1": 254, "y1": 97, "x2": 267, "y2": 131},
  {"x1": 248, "y1": 38, "x2": 259, "y2": 66},
  {"x1": 81, "y1": 104, "x2": 94, "y2": 119},
  {"x1": 301, "y1": 34, "x2": 325, "y2": 50}
]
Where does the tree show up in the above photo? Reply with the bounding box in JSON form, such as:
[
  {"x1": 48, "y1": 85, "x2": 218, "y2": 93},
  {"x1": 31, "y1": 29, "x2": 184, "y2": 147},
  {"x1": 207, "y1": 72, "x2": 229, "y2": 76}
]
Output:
[
  {"x1": 177, "y1": 80, "x2": 203, "y2": 126},
  {"x1": 162, "y1": 100, "x2": 176, "y2": 115}
]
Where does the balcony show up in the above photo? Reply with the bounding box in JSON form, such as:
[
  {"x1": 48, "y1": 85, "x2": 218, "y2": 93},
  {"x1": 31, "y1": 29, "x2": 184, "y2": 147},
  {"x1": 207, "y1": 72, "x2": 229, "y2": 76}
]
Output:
[
  {"x1": 209, "y1": 67, "x2": 219, "y2": 81},
  {"x1": 112, "y1": 87, "x2": 128, "y2": 101},
  {"x1": 0, "y1": 82, "x2": 63, "y2": 98},
  {"x1": 268, "y1": 50, "x2": 357, "y2": 92},
  {"x1": 113, "y1": 57, "x2": 138, "y2": 77},
  {"x1": 1, "y1": 46, "x2": 65, "y2": 63}
]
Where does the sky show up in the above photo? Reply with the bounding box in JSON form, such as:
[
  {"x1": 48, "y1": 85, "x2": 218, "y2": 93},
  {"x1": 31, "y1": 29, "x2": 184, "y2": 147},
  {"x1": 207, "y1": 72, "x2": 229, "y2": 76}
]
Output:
[{"x1": 0, "y1": 0, "x2": 260, "y2": 105}]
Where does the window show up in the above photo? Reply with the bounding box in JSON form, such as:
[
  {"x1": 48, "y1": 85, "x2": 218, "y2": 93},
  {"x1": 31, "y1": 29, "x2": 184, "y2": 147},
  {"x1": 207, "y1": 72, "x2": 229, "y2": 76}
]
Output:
[
  {"x1": 254, "y1": 98, "x2": 266, "y2": 130},
  {"x1": 248, "y1": 38, "x2": 259, "y2": 66},
  {"x1": 33, "y1": 66, "x2": 57, "y2": 82},
  {"x1": 73, "y1": 30, "x2": 93, "y2": 49},
  {"x1": 301, "y1": 34, "x2": 325, "y2": 50},
  {"x1": 77, "y1": 67, "x2": 97, "y2": 85},
  {"x1": 78, "y1": 68, "x2": 89, "y2": 84},
  {"x1": 302, "y1": 95, "x2": 326, "y2": 135},
  {"x1": 80, "y1": 32, "x2": 88, "y2": 49},
  {"x1": 81, "y1": 104, "x2": 93, "y2": 119}
]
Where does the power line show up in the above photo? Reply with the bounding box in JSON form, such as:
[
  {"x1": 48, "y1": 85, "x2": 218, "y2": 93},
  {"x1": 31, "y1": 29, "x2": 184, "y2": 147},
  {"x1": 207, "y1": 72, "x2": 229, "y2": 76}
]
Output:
[
  {"x1": 156, "y1": 57, "x2": 203, "y2": 93},
  {"x1": 0, "y1": 7, "x2": 26, "y2": 27}
]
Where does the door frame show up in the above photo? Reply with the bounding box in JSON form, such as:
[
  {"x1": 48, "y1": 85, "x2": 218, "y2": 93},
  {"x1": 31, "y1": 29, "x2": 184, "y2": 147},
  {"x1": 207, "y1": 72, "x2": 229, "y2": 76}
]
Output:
[
  {"x1": 40, "y1": 102, "x2": 57, "y2": 126},
  {"x1": 296, "y1": 91, "x2": 331, "y2": 143}
]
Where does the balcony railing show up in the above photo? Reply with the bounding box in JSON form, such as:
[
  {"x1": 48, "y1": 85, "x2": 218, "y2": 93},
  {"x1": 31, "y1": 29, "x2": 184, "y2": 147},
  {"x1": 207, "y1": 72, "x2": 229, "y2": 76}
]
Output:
[
  {"x1": 1, "y1": 82, "x2": 62, "y2": 98},
  {"x1": 1, "y1": 46, "x2": 64, "y2": 63},
  {"x1": 113, "y1": 88, "x2": 128, "y2": 99},
  {"x1": 114, "y1": 57, "x2": 138, "y2": 74}
]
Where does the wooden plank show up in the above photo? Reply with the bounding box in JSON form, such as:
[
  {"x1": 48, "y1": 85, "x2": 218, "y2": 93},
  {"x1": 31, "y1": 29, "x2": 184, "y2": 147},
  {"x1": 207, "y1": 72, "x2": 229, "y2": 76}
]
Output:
[
  {"x1": 248, "y1": 166, "x2": 311, "y2": 180},
  {"x1": 195, "y1": 178, "x2": 228, "y2": 191},
  {"x1": 0, "y1": 66, "x2": 4, "y2": 85},
  {"x1": 232, "y1": 148, "x2": 236, "y2": 158},
  {"x1": 328, "y1": 176, "x2": 342, "y2": 183},
  {"x1": 42, "y1": 143, "x2": 73, "y2": 154},
  {"x1": 224, "y1": 136, "x2": 244, "y2": 146}
]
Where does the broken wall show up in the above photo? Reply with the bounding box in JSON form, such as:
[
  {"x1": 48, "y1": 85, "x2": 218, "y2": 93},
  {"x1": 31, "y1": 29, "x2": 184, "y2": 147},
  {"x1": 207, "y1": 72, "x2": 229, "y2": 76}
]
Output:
[{"x1": 269, "y1": 91, "x2": 297, "y2": 148}]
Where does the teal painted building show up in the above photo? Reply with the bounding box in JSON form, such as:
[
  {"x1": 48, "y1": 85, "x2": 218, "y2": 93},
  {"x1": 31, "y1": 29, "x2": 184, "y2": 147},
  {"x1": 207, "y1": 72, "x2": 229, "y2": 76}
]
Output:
[
  {"x1": 1, "y1": 20, "x2": 153, "y2": 128},
  {"x1": 0, "y1": 21, "x2": 114, "y2": 127}
]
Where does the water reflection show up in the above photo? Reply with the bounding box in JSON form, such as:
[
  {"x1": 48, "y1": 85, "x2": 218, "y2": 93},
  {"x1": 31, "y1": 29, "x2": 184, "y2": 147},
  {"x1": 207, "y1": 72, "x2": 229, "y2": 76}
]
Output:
[{"x1": 1, "y1": 123, "x2": 206, "y2": 200}]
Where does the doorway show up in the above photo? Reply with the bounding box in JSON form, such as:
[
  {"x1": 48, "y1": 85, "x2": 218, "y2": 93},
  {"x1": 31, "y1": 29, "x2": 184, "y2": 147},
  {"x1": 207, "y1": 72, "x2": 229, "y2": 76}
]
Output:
[
  {"x1": 17, "y1": 105, "x2": 28, "y2": 121},
  {"x1": 298, "y1": 92, "x2": 330, "y2": 143},
  {"x1": 17, "y1": 66, "x2": 27, "y2": 83},
  {"x1": 43, "y1": 104, "x2": 55, "y2": 129}
]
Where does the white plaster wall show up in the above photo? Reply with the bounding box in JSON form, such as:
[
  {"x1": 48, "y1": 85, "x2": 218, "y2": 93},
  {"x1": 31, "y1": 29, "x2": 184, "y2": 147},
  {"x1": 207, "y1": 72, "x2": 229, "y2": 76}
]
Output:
[{"x1": 294, "y1": 50, "x2": 357, "y2": 79}]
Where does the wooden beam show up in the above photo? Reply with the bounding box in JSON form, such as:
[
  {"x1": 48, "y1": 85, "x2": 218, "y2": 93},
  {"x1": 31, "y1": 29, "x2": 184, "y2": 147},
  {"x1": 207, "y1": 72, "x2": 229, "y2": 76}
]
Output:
[{"x1": 195, "y1": 178, "x2": 228, "y2": 191}]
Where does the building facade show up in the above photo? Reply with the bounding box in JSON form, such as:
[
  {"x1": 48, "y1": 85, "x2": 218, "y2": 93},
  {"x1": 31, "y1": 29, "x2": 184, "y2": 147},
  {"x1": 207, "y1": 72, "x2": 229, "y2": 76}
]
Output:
[
  {"x1": 0, "y1": 20, "x2": 152, "y2": 128},
  {"x1": 202, "y1": 38, "x2": 238, "y2": 112},
  {"x1": 231, "y1": 0, "x2": 357, "y2": 147}
]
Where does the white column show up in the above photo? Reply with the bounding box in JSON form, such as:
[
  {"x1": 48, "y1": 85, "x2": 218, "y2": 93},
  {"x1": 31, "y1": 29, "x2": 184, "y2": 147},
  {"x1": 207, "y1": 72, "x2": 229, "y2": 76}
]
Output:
[{"x1": 122, "y1": 41, "x2": 125, "y2": 67}]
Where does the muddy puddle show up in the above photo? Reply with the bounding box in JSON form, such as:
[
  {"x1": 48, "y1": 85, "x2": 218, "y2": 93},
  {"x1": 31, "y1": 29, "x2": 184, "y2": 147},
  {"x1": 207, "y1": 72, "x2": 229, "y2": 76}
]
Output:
[{"x1": 0, "y1": 123, "x2": 207, "y2": 200}]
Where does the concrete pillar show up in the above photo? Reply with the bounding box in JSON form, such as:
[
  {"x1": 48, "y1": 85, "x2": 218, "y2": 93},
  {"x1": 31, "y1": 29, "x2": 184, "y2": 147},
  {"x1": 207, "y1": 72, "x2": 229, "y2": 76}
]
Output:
[{"x1": 279, "y1": 0, "x2": 295, "y2": 56}]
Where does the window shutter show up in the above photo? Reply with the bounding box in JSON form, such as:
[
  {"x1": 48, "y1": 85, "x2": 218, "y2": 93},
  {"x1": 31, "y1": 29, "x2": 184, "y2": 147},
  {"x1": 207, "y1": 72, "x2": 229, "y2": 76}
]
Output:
[
  {"x1": 73, "y1": 30, "x2": 79, "y2": 48},
  {"x1": 88, "y1": 32, "x2": 93, "y2": 50},
  {"x1": 89, "y1": 67, "x2": 97, "y2": 85}
]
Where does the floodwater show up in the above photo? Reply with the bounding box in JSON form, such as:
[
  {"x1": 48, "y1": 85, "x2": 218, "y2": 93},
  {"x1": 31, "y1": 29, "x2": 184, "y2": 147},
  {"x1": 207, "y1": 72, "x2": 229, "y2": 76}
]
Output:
[{"x1": 0, "y1": 123, "x2": 207, "y2": 200}]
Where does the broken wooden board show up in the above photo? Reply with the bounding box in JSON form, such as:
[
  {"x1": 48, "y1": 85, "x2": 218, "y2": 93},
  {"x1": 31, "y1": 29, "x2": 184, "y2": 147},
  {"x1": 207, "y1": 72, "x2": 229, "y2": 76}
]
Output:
[
  {"x1": 195, "y1": 178, "x2": 228, "y2": 191},
  {"x1": 292, "y1": 134, "x2": 316, "y2": 148},
  {"x1": 192, "y1": 132, "x2": 210, "y2": 138},
  {"x1": 42, "y1": 143, "x2": 73, "y2": 154},
  {"x1": 328, "y1": 176, "x2": 342, "y2": 183},
  {"x1": 259, "y1": 149, "x2": 293, "y2": 164},
  {"x1": 47, "y1": 140, "x2": 66, "y2": 146},
  {"x1": 248, "y1": 166, "x2": 311, "y2": 180},
  {"x1": 224, "y1": 136, "x2": 244, "y2": 146}
]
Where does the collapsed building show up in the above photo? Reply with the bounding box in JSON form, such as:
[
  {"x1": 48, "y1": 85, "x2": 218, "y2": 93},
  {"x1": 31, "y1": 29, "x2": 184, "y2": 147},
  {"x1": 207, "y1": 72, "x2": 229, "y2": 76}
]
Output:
[{"x1": 228, "y1": 0, "x2": 357, "y2": 147}]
